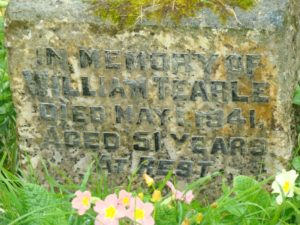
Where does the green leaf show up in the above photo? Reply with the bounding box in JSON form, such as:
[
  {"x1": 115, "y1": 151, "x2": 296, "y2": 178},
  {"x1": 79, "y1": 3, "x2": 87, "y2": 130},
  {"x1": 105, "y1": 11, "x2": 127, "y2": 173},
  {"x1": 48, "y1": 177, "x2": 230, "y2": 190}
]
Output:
[
  {"x1": 233, "y1": 176, "x2": 271, "y2": 208},
  {"x1": 0, "y1": 1, "x2": 7, "y2": 8},
  {"x1": 293, "y1": 156, "x2": 300, "y2": 171},
  {"x1": 21, "y1": 183, "x2": 69, "y2": 225},
  {"x1": 293, "y1": 86, "x2": 300, "y2": 105},
  {"x1": 224, "y1": 201, "x2": 246, "y2": 217}
]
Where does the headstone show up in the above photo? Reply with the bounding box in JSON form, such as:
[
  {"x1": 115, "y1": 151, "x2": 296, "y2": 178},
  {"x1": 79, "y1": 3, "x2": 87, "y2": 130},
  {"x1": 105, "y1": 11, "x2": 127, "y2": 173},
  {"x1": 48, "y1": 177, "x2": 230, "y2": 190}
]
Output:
[{"x1": 5, "y1": 0, "x2": 299, "y2": 185}]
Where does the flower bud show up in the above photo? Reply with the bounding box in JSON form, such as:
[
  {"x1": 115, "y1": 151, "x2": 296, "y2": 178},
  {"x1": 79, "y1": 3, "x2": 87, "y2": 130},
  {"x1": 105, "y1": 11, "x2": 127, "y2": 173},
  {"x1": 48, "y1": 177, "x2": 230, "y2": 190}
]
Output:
[
  {"x1": 151, "y1": 190, "x2": 162, "y2": 202},
  {"x1": 143, "y1": 173, "x2": 154, "y2": 187}
]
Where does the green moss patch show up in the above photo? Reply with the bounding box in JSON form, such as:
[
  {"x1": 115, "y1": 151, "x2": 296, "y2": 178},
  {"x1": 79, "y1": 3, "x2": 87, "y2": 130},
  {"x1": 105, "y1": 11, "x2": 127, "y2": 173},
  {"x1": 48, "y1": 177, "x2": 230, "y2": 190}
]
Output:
[{"x1": 90, "y1": 0, "x2": 257, "y2": 29}]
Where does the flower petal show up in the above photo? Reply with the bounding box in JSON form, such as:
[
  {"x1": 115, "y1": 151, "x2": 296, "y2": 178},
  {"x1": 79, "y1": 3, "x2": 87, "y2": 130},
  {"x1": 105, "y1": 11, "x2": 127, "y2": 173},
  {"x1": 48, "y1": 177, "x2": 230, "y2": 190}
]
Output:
[
  {"x1": 142, "y1": 217, "x2": 155, "y2": 225},
  {"x1": 276, "y1": 195, "x2": 283, "y2": 205},
  {"x1": 166, "y1": 181, "x2": 176, "y2": 193},
  {"x1": 105, "y1": 194, "x2": 118, "y2": 205},
  {"x1": 94, "y1": 200, "x2": 106, "y2": 214},
  {"x1": 184, "y1": 191, "x2": 194, "y2": 204},
  {"x1": 271, "y1": 181, "x2": 281, "y2": 194}
]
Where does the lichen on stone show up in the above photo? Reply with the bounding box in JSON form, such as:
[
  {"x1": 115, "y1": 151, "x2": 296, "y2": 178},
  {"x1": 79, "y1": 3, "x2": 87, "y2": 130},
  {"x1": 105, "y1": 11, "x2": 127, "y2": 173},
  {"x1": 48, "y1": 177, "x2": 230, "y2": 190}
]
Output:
[{"x1": 90, "y1": 0, "x2": 258, "y2": 29}]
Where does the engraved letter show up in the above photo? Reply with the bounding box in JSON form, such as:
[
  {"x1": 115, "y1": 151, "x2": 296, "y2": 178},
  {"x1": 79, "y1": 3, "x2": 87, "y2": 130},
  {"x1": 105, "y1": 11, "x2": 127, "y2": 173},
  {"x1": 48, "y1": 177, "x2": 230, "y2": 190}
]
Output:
[
  {"x1": 252, "y1": 82, "x2": 269, "y2": 103},
  {"x1": 230, "y1": 137, "x2": 246, "y2": 155},
  {"x1": 211, "y1": 81, "x2": 227, "y2": 102},
  {"x1": 81, "y1": 77, "x2": 96, "y2": 96},
  {"x1": 176, "y1": 161, "x2": 193, "y2": 177},
  {"x1": 151, "y1": 53, "x2": 169, "y2": 71},
  {"x1": 104, "y1": 132, "x2": 120, "y2": 151},
  {"x1": 191, "y1": 80, "x2": 208, "y2": 101},
  {"x1": 125, "y1": 78, "x2": 148, "y2": 99},
  {"x1": 137, "y1": 108, "x2": 153, "y2": 125},
  {"x1": 170, "y1": 133, "x2": 190, "y2": 144},
  {"x1": 231, "y1": 81, "x2": 248, "y2": 102},
  {"x1": 23, "y1": 70, "x2": 48, "y2": 96},
  {"x1": 105, "y1": 50, "x2": 121, "y2": 69},
  {"x1": 84, "y1": 132, "x2": 100, "y2": 150},
  {"x1": 153, "y1": 76, "x2": 168, "y2": 100},
  {"x1": 194, "y1": 54, "x2": 218, "y2": 76},
  {"x1": 62, "y1": 77, "x2": 80, "y2": 97},
  {"x1": 138, "y1": 157, "x2": 155, "y2": 175},
  {"x1": 249, "y1": 138, "x2": 267, "y2": 156},
  {"x1": 226, "y1": 54, "x2": 244, "y2": 74},
  {"x1": 125, "y1": 52, "x2": 147, "y2": 70},
  {"x1": 157, "y1": 160, "x2": 174, "y2": 176},
  {"x1": 211, "y1": 137, "x2": 228, "y2": 154},
  {"x1": 191, "y1": 136, "x2": 206, "y2": 154},
  {"x1": 247, "y1": 55, "x2": 261, "y2": 78},
  {"x1": 64, "y1": 131, "x2": 81, "y2": 148},
  {"x1": 172, "y1": 53, "x2": 191, "y2": 74},
  {"x1": 173, "y1": 79, "x2": 188, "y2": 101},
  {"x1": 109, "y1": 78, "x2": 126, "y2": 97},
  {"x1": 80, "y1": 49, "x2": 100, "y2": 68},
  {"x1": 154, "y1": 108, "x2": 170, "y2": 126},
  {"x1": 133, "y1": 132, "x2": 151, "y2": 151},
  {"x1": 91, "y1": 106, "x2": 106, "y2": 123},
  {"x1": 72, "y1": 106, "x2": 87, "y2": 122},
  {"x1": 199, "y1": 161, "x2": 213, "y2": 177},
  {"x1": 39, "y1": 103, "x2": 57, "y2": 121},
  {"x1": 115, "y1": 105, "x2": 133, "y2": 123}
]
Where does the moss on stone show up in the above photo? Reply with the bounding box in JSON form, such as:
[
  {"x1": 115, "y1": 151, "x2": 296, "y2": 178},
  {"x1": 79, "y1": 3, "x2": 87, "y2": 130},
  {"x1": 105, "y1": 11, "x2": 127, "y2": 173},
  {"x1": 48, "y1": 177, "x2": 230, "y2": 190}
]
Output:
[{"x1": 90, "y1": 0, "x2": 257, "y2": 29}]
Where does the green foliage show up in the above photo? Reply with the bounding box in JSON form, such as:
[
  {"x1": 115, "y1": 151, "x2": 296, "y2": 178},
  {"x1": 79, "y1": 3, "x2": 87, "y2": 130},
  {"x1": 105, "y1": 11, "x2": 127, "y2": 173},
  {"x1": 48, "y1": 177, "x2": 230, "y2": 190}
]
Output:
[
  {"x1": 201, "y1": 176, "x2": 272, "y2": 225},
  {"x1": 0, "y1": 1, "x2": 7, "y2": 8},
  {"x1": 233, "y1": 175, "x2": 271, "y2": 208},
  {"x1": 21, "y1": 183, "x2": 68, "y2": 225},
  {"x1": 0, "y1": 156, "x2": 71, "y2": 225},
  {"x1": 0, "y1": 3, "x2": 18, "y2": 172},
  {"x1": 293, "y1": 156, "x2": 300, "y2": 171},
  {"x1": 90, "y1": 0, "x2": 258, "y2": 29},
  {"x1": 293, "y1": 85, "x2": 300, "y2": 105},
  {"x1": 1, "y1": 156, "x2": 300, "y2": 225},
  {"x1": 155, "y1": 204, "x2": 178, "y2": 225}
]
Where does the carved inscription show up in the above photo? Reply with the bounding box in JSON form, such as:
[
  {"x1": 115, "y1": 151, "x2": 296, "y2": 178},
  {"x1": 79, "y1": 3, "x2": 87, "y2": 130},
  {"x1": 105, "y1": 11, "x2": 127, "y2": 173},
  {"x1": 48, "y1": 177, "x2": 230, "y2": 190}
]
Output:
[{"x1": 24, "y1": 48, "x2": 273, "y2": 178}]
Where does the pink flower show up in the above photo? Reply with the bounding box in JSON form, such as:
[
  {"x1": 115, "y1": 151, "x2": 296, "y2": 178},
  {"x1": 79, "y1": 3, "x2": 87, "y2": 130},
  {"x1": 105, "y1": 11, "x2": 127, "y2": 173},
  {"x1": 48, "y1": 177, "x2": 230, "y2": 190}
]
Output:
[
  {"x1": 184, "y1": 190, "x2": 194, "y2": 204},
  {"x1": 118, "y1": 190, "x2": 132, "y2": 208},
  {"x1": 71, "y1": 191, "x2": 92, "y2": 215},
  {"x1": 166, "y1": 181, "x2": 195, "y2": 204},
  {"x1": 127, "y1": 197, "x2": 154, "y2": 225},
  {"x1": 94, "y1": 194, "x2": 125, "y2": 225}
]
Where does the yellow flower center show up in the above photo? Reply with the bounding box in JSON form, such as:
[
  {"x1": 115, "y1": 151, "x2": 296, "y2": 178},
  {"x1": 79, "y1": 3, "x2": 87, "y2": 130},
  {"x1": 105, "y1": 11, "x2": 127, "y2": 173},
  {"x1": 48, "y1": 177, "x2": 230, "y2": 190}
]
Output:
[
  {"x1": 105, "y1": 206, "x2": 117, "y2": 219},
  {"x1": 196, "y1": 213, "x2": 203, "y2": 224},
  {"x1": 134, "y1": 208, "x2": 145, "y2": 220},
  {"x1": 283, "y1": 181, "x2": 291, "y2": 193},
  {"x1": 82, "y1": 196, "x2": 90, "y2": 207},
  {"x1": 138, "y1": 192, "x2": 144, "y2": 200},
  {"x1": 122, "y1": 197, "x2": 130, "y2": 205}
]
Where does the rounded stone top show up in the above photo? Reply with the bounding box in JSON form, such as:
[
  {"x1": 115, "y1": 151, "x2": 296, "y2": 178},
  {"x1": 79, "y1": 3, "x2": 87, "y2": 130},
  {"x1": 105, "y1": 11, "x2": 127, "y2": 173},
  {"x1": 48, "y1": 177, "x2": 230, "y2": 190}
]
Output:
[{"x1": 5, "y1": 0, "x2": 290, "y2": 30}]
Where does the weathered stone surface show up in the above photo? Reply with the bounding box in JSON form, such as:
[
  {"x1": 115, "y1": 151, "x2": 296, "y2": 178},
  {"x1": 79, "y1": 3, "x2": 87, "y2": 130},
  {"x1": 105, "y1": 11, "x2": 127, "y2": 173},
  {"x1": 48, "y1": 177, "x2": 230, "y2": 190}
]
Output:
[{"x1": 5, "y1": 0, "x2": 299, "y2": 187}]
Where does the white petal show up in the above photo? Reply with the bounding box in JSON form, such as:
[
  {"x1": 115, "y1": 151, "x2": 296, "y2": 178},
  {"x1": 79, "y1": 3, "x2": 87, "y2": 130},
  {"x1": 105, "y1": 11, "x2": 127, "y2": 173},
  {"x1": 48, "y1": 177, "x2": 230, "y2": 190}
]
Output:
[
  {"x1": 276, "y1": 195, "x2": 283, "y2": 205},
  {"x1": 275, "y1": 173, "x2": 286, "y2": 186},
  {"x1": 271, "y1": 181, "x2": 281, "y2": 194},
  {"x1": 287, "y1": 170, "x2": 299, "y2": 182},
  {"x1": 287, "y1": 187, "x2": 295, "y2": 198}
]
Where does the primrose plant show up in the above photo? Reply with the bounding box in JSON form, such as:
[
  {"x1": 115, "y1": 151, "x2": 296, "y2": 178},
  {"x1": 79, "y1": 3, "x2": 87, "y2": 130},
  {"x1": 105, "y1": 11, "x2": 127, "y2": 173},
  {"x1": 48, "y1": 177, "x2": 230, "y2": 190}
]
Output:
[
  {"x1": 70, "y1": 169, "x2": 300, "y2": 225},
  {"x1": 71, "y1": 173, "x2": 195, "y2": 225}
]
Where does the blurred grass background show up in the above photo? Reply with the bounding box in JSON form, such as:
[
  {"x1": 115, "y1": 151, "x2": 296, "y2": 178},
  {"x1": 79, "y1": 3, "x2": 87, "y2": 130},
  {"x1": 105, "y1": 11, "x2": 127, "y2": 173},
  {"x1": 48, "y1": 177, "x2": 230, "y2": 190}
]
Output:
[{"x1": 0, "y1": 0, "x2": 18, "y2": 172}]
